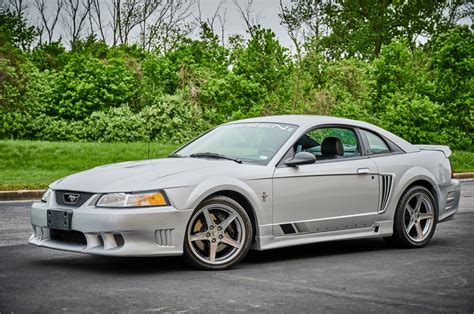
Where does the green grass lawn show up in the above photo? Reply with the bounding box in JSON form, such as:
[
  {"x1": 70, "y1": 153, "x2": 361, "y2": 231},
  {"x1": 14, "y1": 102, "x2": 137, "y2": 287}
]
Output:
[
  {"x1": 0, "y1": 140, "x2": 178, "y2": 190},
  {"x1": 0, "y1": 140, "x2": 472, "y2": 190},
  {"x1": 448, "y1": 150, "x2": 474, "y2": 173}
]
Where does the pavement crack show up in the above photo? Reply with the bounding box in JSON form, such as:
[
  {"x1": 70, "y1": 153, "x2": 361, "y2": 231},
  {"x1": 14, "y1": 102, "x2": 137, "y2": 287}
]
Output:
[{"x1": 219, "y1": 273, "x2": 452, "y2": 312}]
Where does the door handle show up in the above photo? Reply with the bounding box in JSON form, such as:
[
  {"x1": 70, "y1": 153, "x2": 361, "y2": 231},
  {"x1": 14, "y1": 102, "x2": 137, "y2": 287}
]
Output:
[{"x1": 357, "y1": 168, "x2": 370, "y2": 175}]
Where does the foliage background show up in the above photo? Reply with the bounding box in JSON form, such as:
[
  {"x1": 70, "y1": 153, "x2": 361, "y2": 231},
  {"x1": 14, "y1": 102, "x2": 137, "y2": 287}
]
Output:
[{"x1": 0, "y1": 1, "x2": 472, "y2": 150}]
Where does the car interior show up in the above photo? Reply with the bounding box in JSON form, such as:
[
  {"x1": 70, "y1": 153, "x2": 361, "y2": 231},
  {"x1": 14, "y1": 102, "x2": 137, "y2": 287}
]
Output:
[{"x1": 292, "y1": 127, "x2": 360, "y2": 160}]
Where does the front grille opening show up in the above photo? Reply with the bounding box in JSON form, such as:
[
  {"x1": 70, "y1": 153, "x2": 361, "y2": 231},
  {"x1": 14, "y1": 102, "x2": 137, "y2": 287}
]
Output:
[
  {"x1": 114, "y1": 234, "x2": 125, "y2": 247},
  {"x1": 55, "y1": 190, "x2": 94, "y2": 207},
  {"x1": 98, "y1": 234, "x2": 104, "y2": 247},
  {"x1": 50, "y1": 229, "x2": 87, "y2": 245}
]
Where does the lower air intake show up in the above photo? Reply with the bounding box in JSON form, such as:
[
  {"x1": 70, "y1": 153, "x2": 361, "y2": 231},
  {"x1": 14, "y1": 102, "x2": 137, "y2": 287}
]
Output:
[
  {"x1": 50, "y1": 229, "x2": 87, "y2": 245},
  {"x1": 155, "y1": 229, "x2": 174, "y2": 247}
]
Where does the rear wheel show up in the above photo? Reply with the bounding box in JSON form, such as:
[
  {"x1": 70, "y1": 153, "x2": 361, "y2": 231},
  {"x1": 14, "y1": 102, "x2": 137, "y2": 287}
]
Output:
[
  {"x1": 183, "y1": 196, "x2": 252, "y2": 270},
  {"x1": 385, "y1": 186, "x2": 437, "y2": 248}
]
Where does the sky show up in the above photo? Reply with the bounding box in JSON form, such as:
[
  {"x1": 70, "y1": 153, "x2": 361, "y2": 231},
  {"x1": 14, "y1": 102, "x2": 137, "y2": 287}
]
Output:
[
  {"x1": 13, "y1": 0, "x2": 472, "y2": 50},
  {"x1": 16, "y1": 0, "x2": 294, "y2": 48},
  {"x1": 196, "y1": 0, "x2": 293, "y2": 47}
]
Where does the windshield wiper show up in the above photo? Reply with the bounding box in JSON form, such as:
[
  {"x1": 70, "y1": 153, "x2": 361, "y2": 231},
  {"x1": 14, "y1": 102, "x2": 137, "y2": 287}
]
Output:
[
  {"x1": 189, "y1": 152, "x2": 242, "y2": 164},
  {"x1": 169, "y1": 152, "x2": 185, "y2": 158}
]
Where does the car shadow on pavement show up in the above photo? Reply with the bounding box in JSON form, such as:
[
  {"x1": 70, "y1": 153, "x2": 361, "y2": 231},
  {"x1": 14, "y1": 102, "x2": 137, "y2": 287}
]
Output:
[
  {"x1": 32, "y1": 254, "x2": 186, "y2": 274},
  {"x1": 244, "y1": 238, "x2": 394, "y2": 265},
  {"x1": 31, "y1": 238, "x2": 395, "y2": 273}
]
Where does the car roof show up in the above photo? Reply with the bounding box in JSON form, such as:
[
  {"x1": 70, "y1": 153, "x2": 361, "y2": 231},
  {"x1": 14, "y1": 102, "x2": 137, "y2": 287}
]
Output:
[
  {"x1": 230, "y1": 115, "x2": 359, "y2": 128},
  {"x1": 227, "y1": 115, "x2": 418, "y2": 153}
]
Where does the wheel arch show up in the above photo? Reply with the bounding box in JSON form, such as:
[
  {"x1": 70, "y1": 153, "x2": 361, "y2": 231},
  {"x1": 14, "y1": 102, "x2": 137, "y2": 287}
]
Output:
[
  {"x1": 184, "y1": 177, "x2": 262, "y2": 238},
  {"x1": 204, "y1": 190, "x2": 259, "y2": 239},
  {"x1": 405, "y1": 180, "x2": 438, "y2": 203},
  {"x1": 384, "y1": 174, "x2": 440, "y2": 248},
  {"x1": 395, "y1": 170, "x2": 440, "y2": 216}
]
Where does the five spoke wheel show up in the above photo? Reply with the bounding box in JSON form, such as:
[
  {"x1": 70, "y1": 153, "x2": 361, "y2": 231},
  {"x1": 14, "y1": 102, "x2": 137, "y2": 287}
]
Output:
[
  {"x1": 385, "y1": 185, "x2": 437, "y2": 248},
  {"x1": 404, "y1": 193, "x2": 434, "y2": 242},
  {"x1": 184, "y1": 196, "x2": 252, "y2": 269}
]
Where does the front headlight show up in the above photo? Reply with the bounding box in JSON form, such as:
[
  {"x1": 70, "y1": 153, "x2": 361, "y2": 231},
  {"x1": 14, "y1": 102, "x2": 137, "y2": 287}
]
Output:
[
  {"x1": 41, "y1": 188, "x2": 52, "y2": 203},
  {"x1": 96, "y1": 190, "x2": 169, "y2": 208}
]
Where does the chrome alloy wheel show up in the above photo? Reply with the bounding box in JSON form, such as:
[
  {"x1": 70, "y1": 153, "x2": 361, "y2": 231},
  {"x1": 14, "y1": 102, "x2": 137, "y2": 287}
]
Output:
[
  {"x1": 187, "y1": 203, "x2": 246, "y2": 265},
  {"x1": 403, "y1": 192, "x2": 435, "y2": 242}
]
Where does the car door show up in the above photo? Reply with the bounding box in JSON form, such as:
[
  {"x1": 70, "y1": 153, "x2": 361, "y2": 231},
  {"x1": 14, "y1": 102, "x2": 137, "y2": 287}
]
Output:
[{"x1": 272, "y1": 126, "x2": 380, "y2": 236}]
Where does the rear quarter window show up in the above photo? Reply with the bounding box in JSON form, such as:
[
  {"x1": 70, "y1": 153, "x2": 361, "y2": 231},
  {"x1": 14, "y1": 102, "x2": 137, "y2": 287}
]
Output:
[{"x1": 361, "y1": 129, "x2": 391, "y2": 155}]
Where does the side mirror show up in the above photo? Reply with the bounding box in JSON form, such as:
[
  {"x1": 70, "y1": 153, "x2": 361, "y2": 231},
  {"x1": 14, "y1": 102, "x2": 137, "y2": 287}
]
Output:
[{"x1": 284, "y1": 152, "x2": 316, "y2": 167}]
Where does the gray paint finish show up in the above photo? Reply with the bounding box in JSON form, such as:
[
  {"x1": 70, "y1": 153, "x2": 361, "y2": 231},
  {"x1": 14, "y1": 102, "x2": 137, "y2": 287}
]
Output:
[
  {"x1": 2, "y1": 182, "x2": 473, "y2": 312},
  {"x1": 29, "y1": 115, "x2": 461, "y2": 256}
]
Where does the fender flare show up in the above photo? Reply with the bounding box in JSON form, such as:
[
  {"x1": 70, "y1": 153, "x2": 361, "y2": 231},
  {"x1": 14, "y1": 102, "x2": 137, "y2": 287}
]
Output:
[
  {"x1": 393, "y1": 167, "x2": 441, "y2": 213},
  {"x1": 184, "y1": 176, "x2": 263, "y2": 226}
]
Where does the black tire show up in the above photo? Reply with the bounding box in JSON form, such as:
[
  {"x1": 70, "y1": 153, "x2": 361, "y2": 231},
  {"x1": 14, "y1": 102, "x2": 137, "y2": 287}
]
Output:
[
  {"x1": 183, "y1": 195, "x2": 253, "y2": 270},
  {"x1": 385, "y1": 186, "x2": 437, "y2": 248}
]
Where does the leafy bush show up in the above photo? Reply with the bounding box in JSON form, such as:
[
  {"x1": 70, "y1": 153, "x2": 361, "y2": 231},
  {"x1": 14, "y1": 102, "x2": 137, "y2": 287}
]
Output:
[
  {"x1": 85, "y1": 106, "x2": 147, "y2": 142},
  {"x1": 38, "y1": 117, "x2": 87, "y2": 141},
  {"x1": 377, "y1": 94, "x2": 450, "y2": 144},
  {"x1": 48, "y1": 54, "x2": 140, "y2": 119},
  {"x1": 29, "y1": 42, "x2": 68, "y2": 71},
  {"x1": 1, "y1": 97, "x2": 211, "y2": 143},
  {"x1": 0, "y1": 21, "x2": 471, "y2": 150},
  {"x1": 139, "y1": 94, "x2": 208, "y2": 143},
  {"x1": 430, "y1": 26, "x2": 473, "y2": 141},
  {"x1": 0, "y1": 57, "x2": 25, "y2": 112}
]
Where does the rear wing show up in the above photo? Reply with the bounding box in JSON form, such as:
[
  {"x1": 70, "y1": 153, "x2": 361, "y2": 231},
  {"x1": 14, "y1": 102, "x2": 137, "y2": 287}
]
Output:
[{"x1": 414, "y1": 145, "x2": 452, "y2": 158}]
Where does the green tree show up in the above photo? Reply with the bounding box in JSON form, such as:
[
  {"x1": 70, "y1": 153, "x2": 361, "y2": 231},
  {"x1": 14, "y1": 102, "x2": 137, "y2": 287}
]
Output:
[
  {"x1": 29, "y1": 41, "x2": 67, "y2": 71},
  {"x1": 0, "y1": 8, "x2": 37, "y2": 50},
  {"x1": 430, "y1": 26, "x2": 473, "y2": 142},
  {"x1": 48, "y1": 53, "x2": 140, "y2": 119},
  {"x1": 280, "y1": 0, "x2": 471, "y2": 59},
  {"x1": 231, "y1": 26, "x2": 292, "y2": 114}
]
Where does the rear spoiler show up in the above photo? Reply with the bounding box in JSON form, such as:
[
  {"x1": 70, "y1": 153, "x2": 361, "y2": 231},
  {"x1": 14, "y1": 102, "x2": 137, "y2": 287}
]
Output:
[{"x1": 414, "y1": 145, "x2": 452, "y2": 158}]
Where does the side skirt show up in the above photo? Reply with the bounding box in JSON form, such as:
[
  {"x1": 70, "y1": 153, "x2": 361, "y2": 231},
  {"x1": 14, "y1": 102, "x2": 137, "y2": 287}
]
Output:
[{"x1": 252, "y1": 220, "x2": 393, "y2": 251}]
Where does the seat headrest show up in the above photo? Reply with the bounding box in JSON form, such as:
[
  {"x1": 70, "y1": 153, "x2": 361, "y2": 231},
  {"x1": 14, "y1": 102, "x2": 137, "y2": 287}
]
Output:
[{"x1": 321, "y1": 137, "x2": 344, "y2": 156}]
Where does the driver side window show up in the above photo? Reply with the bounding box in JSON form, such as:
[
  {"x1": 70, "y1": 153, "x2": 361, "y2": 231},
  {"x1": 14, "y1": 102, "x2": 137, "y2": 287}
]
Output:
[{"x1": 294, "y1": 127, "x2": 360, "y2": 160}]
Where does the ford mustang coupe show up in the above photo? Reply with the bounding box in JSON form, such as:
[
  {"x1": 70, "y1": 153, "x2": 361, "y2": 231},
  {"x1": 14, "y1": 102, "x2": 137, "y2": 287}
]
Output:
[{"x1": 30, "y1": 115, "x2": 461, "y2": 269}]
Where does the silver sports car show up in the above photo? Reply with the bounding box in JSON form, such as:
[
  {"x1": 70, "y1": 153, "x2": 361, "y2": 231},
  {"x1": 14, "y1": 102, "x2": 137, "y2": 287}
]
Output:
[{"x1": 30, "y1": 115, "x2": 461, "y2": 269}]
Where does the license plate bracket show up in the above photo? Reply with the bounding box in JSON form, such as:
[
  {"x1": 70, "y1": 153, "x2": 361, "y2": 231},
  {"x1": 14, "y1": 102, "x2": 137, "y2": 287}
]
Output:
[{"x1": 47, "y1": 209, "x2": 73, "y2": 230}]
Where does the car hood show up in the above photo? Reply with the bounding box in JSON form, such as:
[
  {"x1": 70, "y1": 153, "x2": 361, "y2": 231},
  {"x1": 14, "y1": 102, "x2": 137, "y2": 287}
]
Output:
[{"x1": 51, "y1": 158, "x2": 245, "y2": 193}]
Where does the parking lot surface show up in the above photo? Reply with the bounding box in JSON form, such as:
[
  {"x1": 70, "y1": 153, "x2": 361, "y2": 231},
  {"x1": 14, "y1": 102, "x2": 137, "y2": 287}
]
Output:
[{"x1": 0, "y1": 182, "x2": 473, "y2": 312}]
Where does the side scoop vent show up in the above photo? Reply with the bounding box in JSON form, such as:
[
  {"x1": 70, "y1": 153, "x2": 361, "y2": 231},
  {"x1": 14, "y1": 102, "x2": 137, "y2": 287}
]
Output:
[
  {"x1": 280, "y1": 224, "x2": 297, "y2": 234},
  {"x1": 155, "y1": 229, "x2": 174, "y2": 247},
  {"x1": 379, "y1": 174, "x2": 393, "y2": 213}
]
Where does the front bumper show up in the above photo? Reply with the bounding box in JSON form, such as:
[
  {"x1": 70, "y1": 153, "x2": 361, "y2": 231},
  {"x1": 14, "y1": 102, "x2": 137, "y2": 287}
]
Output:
[
  {"x1": 438, "y1": 179, "x2": 461, "y2": 222},
  {"x1": 29, "y1": 200, "x2": 193, "y2": 256}
]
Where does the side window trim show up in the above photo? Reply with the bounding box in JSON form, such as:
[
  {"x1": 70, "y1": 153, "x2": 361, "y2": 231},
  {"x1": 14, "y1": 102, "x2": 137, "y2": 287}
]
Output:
[
  {"x1": 358, "y1": 127, "x2": 404, "y2": 157},
  {"x1": 359, "y1": 128, "x2": 373, "y2": 156},
  {"x1": 277, "y1": 124, "x2": 367, "y2": 167},
  {"x1": 354, "y1": 127, "x2": 368, "y2": 157}
]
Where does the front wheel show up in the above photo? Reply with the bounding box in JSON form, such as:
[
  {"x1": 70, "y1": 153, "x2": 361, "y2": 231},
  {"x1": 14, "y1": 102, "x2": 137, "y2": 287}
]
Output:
[
  {"x1": 385, "y1": 186, "x2": 437, "y2": 248},
  {"x1": 183, "y1": 196, "x2": 253, "y2": 270}
]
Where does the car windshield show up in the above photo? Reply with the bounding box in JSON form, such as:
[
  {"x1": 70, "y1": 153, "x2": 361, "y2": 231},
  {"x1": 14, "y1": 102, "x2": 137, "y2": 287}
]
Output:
[{"x1": 176, "y1": 122, "x2": 298, "y2": 164}]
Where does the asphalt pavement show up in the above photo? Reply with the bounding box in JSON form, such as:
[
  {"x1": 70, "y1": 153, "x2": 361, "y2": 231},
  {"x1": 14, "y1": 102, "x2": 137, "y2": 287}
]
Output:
[{"x1": 0, "y1": 182, "x2": 473, "y2": 313}]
